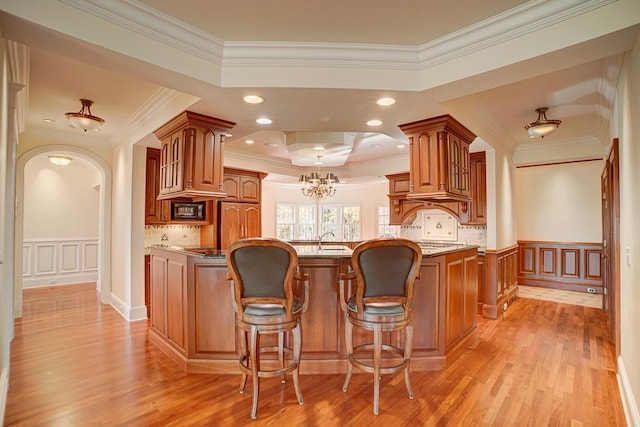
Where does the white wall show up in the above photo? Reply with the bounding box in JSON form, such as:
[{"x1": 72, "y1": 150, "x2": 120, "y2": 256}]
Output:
[
  {"x1": 24, "y1": 154, "x2": 100, "y2": 239},
  {"x1": 261, "y1": 180, "x2": 389, "y2": 240},
  {"x1": 515, "y1": 160, "x2": 604, "y2": 242},
  {"x1": 614, "y1": 32, "x2": 640, "y2": 426}
]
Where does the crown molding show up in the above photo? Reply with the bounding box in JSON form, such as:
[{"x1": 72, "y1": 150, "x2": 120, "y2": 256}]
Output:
[
  {"x1": 109, "y1": 87, "x2": 200, "y2": 146},
  {"x1": 6, "y1": 40, "x2": 30, "y2": 133},
  {"x1": 513, "y1": 135, "x2": 605, "y2": 166},
  {"x1": 61, "y1": 0, "x2": 616, "y2": 72},
  {"x1": 60, "y1": 0, "x2": 225, "y2": 64},
  {"x1": 23, "y1": 126, "x2": 109, "y2": 148},
  {"x1": 416, "y1": 0, "x2": 616, "y2": 69}
]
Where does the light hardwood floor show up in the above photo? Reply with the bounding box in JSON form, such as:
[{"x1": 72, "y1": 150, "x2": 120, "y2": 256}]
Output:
[{"x1": 5, "y1": 283, "x2": 626, "y2": 426}]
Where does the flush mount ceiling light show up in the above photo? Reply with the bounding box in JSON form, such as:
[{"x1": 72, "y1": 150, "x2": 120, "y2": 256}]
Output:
[
  {"x1": 48, "y1": 155, "x2": 73, "y2": 166},
  {"x1": 65, "y1": 99, "x2": 105, "y2": 132},
  {"x1": 366, "y1": 119, "x2": 382, "y2": 126},
  {"x1": 524, "y1": 107, "x2": 561, "y2": 139},
  {"x1": 376, "y1": 97, "x2": 396, "y2": 106},
  {"x1": 243, "y1": 95, "x2": 264, "y2": 104},
  {"x1": 256, "y1": 117, "x2": 273, "y2": 125}
]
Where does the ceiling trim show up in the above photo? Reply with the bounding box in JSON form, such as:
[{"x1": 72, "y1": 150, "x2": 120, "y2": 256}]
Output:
[
  {"x1": 61, "y1": 0, "x2": 616, "y2": 72},
  {"x1": 6, "y1": 40, "x2": 29, "y2": 133},
  {"x1": 109, "y1": 87, "x2": 200, "y2": 147},
  {"x1": 417, "y1": 0, "x2": 617, "y2": 69},
  {"x1": 60, "y1": 0, "x2": 225, "y2": 64},
  {"x1": 513, "y1": 135, "x2": 605, "y2": 166}
]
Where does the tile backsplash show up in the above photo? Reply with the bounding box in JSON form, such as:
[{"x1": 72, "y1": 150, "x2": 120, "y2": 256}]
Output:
[
  {"x1": 144, "y1": 225, "x2": 201, "y2": 247},
  {"x1": 399, "y1": 208, "x2": 487, "y2": 248}
]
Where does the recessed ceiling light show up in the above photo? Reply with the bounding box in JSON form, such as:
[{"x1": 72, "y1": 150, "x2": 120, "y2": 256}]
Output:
[
  {"x1": 225, "y1": 133, "x2": 233, "y2": 137},
  {"x1": 42, "y1": 118, "x2": 55, "y2": 123},
  {"x1": 314, "y1": 160, "x2": 323, "y2": 165},
  {"x1": 256, "y1": 117, "x2": 273, "y2": 125},
  {"x1": 313, "y1": 146, "x2": 325, "y2": 151},
  {"x1": 397, "y1": 144, "x2": 406, "y2": 149},
  {"x1": 264, "y1": 142, "x2": 279, "y2": 147},
  {"x1": 376, "y1": 97, "x2": 396, "y2": 106},
  {"x1": 243, "y1": 95, "x2": 264, "y2": 104},
  {"x1": 367, "y1": 119, "x2": 383, "y2": 127},
  {"x1": 245, "y1": 139, "x2": 254, "y2": 144}
]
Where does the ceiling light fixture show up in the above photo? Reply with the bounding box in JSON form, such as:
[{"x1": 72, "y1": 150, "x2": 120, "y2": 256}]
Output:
[
  {"x1": 299, "y1": 155, "x2": 340, "y2": 199},
  {"x1": 366, "y1": 119, "x2": 382, "y2": 126},
  {"x1": 256, "y1": 117, "x2": 273, "y2": 125},
  {"x1": 243, "y1": 95, "x2": 264, "y2": 104},
  {"x1": 48, "y1": 155, "x2": 73, "y2": 166},
  {"x1": 245, "y1": 139, "x2": 255, "y2": 144},
  {"x1": 65, "y1": 99, "x2": 105, "y2": 132},
  {"x1": 376, "y1": 97, "x2": 396, "y2": 106},
  {"x1": 524, "y1": 107, "x2": 561, "y2": 139}
]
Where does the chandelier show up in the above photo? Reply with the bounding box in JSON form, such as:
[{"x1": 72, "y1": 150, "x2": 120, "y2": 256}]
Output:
[
  {"x1": 65, "y1": 99, "x2": 105, "y2": 132},
  {"x1": 524, "y1": 107, "x2": 561, "y2": 139},
  {"x1": 299, "y1": 156, "x2": 340, "y2": 199}
]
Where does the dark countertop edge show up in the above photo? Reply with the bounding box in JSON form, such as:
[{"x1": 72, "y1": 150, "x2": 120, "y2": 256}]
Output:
[{"x1": 148, "y1": 244, "x2": 480, "y2": 259}]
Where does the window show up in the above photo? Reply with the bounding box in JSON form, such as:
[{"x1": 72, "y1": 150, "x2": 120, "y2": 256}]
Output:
[
  {"x1": 276, "y1": 204, "x2": 295, "y2": 240},
  {"x1": 276, "y1": 203, "x2": 360, "y2": 241},
  {"x1": 376, "y1": 204, "x2": 399, "y2": 238}
]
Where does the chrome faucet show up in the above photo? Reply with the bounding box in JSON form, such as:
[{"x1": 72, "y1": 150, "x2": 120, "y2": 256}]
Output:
[{"x1": 317, "y1": 231, "x2": 335, "y2": 250}]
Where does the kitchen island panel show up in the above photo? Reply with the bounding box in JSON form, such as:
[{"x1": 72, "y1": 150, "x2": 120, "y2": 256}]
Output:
[
  {"x1": 191, "y1": 262, "x2": 237, "y2": 357},
  {"x1": 297, "y1": 258, "x2": 349, "y2": 357},
  {"x1": 149, "y1": 246, "x2": 478, "y2": 374}
]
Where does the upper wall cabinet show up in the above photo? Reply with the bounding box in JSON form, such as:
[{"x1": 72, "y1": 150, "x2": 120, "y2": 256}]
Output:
[
  {"x1": 399, "y1": 115, "x2": 476, "y2": 203},
  {"x1": 154, "y1": 111, "x2": 235, "y2": 200},
  {"x1": 222, "y1": 168, "x2": 267, "y2": 203}
]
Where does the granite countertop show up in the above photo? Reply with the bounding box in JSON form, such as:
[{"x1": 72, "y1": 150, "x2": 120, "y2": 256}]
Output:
[{"x1": 148, "y1": 243, "x2": 480, "y2": 259}]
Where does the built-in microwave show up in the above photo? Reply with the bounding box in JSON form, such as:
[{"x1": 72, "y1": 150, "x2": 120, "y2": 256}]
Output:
[{"x1": 171, "y1": 201, "x2": 206, "y2": 221}]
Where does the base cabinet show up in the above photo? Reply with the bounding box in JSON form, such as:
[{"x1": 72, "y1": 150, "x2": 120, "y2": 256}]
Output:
[
  {"x1": 150, "y1": 250, "x2": 187, "y2": 354},
  {"x1": 445, "y1": 250, "x2": 477, "y2": 349},
  {"x1": 149, "y1": 247, "x2": 478, "y2": 374}
]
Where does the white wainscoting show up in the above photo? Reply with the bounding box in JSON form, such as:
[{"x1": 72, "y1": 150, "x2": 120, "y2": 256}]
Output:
[{"x1": 23, "y1": 239, "x2": 99, "y2": 288}]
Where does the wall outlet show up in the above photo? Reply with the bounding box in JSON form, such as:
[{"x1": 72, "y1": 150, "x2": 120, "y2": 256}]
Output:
[
  {"x1": 587, "y1": 287, "x2": 596, "y2": 294},
  {"x1": 502, "y1": 302, "x2": 508, "y2": 312}
]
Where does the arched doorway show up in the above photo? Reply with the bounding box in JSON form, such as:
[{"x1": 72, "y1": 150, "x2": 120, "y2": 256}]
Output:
[{"x1": 14, "y1": 145, "x2": 112, "y2": 317}]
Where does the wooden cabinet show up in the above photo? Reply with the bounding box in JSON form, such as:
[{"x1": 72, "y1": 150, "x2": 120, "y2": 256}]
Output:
[
  {"x1": 145, "y1": 148, "x2": 170, "y2": 224},
  {"x1": 145, "y1": 254, "x2": 151, "y2": 318},
  {"x1": 222, "y1": 168, "x2": 264, "y2": 203},
  {"x1": 199, "y1": 168, "x2": 264, "y2": 248},
  {"x1": 154, "y1": 111, "x2": 235, "y2": 200},
  {"x1": 465, "y1": 152, "x2": 487, "y2": 225},
  {"x1": 445, "y1": 249, "x2": 477, "y2": 349},
  {"x1": 399, "y1": 115, "x2": 476, "y2": 203},
  {"x1": 150, "y1": 250, "x2": 188, "y2": 354},
  {"x1": 386, "y1": 172, "x2": 463, "y2": 225},
  {"x1": 218, "y1": 202, "x2": 261, "y2": 250},
  {"x1": 145, "y1": 148, "x2": 214, "y2": 225},
  {"x1": 476, "y1": 253, "x2": 485, "y2": 314}
]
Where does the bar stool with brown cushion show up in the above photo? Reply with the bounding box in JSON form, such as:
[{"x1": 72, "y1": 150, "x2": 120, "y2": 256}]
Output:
[
  {"x1": 226, "y1": 238, "x2": 309, "y2": 419},
  {"x1": 339, "y1": 238, "x2": 422, "y2": 415}
]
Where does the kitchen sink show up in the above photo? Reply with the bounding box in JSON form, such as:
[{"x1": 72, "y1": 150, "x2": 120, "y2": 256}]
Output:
[{"x1": 320, "y1": 245, "x2": 349, "y2": 251}]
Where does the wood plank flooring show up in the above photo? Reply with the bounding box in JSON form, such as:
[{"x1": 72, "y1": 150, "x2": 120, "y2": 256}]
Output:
[{"x1": 5, "y1": 283, "x2": 626, "y2": 426}]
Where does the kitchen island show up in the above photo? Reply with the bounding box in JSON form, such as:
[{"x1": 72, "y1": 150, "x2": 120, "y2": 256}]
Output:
[{"x1": 149, "y1": 243, "x2": 478, "y2": 374}]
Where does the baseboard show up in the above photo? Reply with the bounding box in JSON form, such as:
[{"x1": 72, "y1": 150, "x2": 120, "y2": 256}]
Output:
[
  {"x1": 0, "y1": 368, "x2": 8, "y2": 424},
  {"x1": 618, "y1": 355, "x2": 640, "y2": 427},
  {"x1": 109, "y1": 292, "x2": 132, "y2": 321},
  {"x1": 23, "y1": 273, "x2": 99, "y2": 289}
]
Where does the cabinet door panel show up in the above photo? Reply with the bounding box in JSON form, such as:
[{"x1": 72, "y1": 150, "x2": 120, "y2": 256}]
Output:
[
  {"x1": 150, "y1": 255, "x2": 167, "y2": 334},
  {"x1": 194, "y1": 264, "x2": 237, "y2": 355},
  {"x1": 243, "y1": 204, "x2": 261, "y2": 238},
  {"x1": 240, "y1": 177, "x2": 260, "y2": 202},
  {"x1": 219, "y1": 203, "x2": 242, "y2": 250},
  {"x1": 445, "y1": 257, "x2": 464, "y2": 347},
  {"x1": 166, "y1": 258, "x2": 186, "y2": 351}
]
